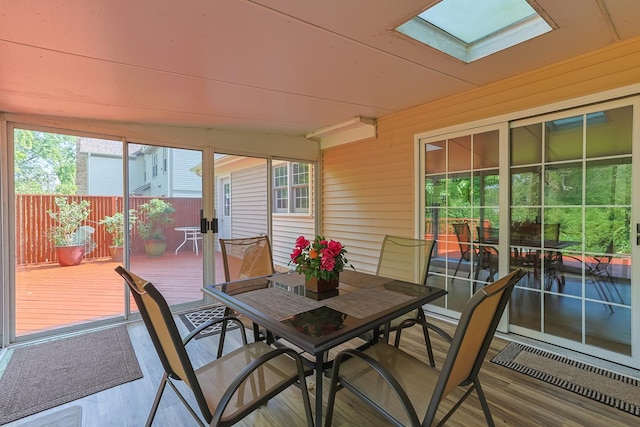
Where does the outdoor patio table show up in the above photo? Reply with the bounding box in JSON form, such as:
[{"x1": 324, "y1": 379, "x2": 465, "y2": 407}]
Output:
[
  {"x1": 202, "y1": 270, "x2": 447, "y2": 426},
  {"x1": 174, "y1": 226, "x2": 202, "y2": 255}
]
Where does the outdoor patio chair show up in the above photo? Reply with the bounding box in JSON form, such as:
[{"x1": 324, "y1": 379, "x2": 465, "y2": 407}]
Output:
[
  {"x1": 451, "y1": 223, "x2": 475, "y2": 281},
  {"x1": 476, "y1": 226, "x2": 500, "y2": 282},
  {"x1": 560, "y1": 239, "x2": 625, "y2": 312},
  {"x1": 218, "y1": 235, "x2": 276, "y2": 356},
  {"x1": 324, "y1": 269, "x2": 524, "y2": 427},
  {"x1": 374, "y1": 235, "x2": 437, "y2": 365},
  {"x1": 115, "y1": 266, "x2": 313, "y2": 427}
]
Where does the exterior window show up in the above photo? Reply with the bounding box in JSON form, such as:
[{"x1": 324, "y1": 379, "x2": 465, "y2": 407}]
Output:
[
  {"x1": 273, "y1": 162, "x2": 310, "y2": 214},
  {"x1": 152, "y1": 153, "x2": 158, "y2": 177},
  {"x1": 274, "y1": 165, "x2": 288, "y2": 212},
  {"x1": 292, "y1": 163, "x2": 309, "y2": 212},
  {"x1": 162, "y1": 148, "x2": 167, "y2": 173},
  {"x1": 223, "y1": 182, "x2": 230, "y2": 216}
]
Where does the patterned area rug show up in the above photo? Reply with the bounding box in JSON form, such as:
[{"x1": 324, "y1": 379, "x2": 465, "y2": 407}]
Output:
[
  {"x1": 492, "y1": 342, "x2": 640, "y2": 417},
  {"x1": 178, "y1": 305, "x2": 238, "y2": 340}
]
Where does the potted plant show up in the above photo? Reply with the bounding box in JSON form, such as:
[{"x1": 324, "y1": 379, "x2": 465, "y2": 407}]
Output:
[
  {"x1": 137, "y1": 198, "x2": 175, "y2": 257},
  {"x1": 47, "y1": 197, "x2": 96, "y2": 266},
  {"x1": 99, "y1": 209, "x2": 137, "y2": 261},
  {"x1": 289, "y1": 235, "x2": 354, "y2": 293}
]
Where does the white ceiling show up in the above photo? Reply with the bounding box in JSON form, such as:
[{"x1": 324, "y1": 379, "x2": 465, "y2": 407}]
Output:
[{"x1": 1, "y1": 0, "x2": 639, "y2": 136}]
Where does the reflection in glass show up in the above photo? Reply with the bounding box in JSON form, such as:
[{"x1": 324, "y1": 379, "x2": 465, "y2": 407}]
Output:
[
  {"x1": 448, "y1": 173, "x2": 472, "y2": 210},
  {"x1": 586, "y1": 107, "x2": 632, "y2": 158},
  {"x1": 585, "y1": 207, "x2": 630, "y2": 253},
  {"x1": 448, "y1": 136, "x2": 471, "y2": 172},
  {"x1": 473, "y1": 130, "x2": 499, "y2": 168},
  {"x1": 282, "y1": 307, "x2": 346, "y2": 337},
  {"x1": 511, "y1": 166, "x2": 540, "y2": 206},
  {"x1": 511, "y1": 124, "x2": 542, "y2": 166},
  {"x1": 508, "y1": 103, "x2": 633, "y2": 359},
  {"x1": 585, "y1": 158, "x2": 631, "y2": 206},
  {"x1": 544, "y1": 207, "x2": 582, "y2": 244},
  {"x1": 425, "y1": 140, "x2": 446, "y2": 174},
  {"x1": 509, "y1": 289, "x2": 541, "y2": 330},
  {"x1": 473, "y1": 169, "x2": 499, "y2": 206},
  {"x1": 586, "y1": 302, "x2": 630, "y2": 355},
  {"x1": 545, "y1": 115, "x2": 583, "y2": 162},
  {"x1": 544, "y1": 162, "x2": 582, "y2": 206},
  {"x1": 425, "y1": 175, "x2": 447, "y2": 207},
  {"x1": 544, "y1": 294, "x2": 581, "y2": 342}
]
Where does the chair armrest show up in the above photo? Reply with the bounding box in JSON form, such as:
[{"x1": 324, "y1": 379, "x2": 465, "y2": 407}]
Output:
[
  {"x1": 394, "y1": 316, "x2": 453, "y2": 347},
  {"x1": 330, "y1": 347, "x2": 422, "y2": 426},
  {"x1": 211, "y1": 345, "x2": 311, "y2": 425},
  {"x1": 182, "y1": 315, "x2": 247, "y2": 346}
]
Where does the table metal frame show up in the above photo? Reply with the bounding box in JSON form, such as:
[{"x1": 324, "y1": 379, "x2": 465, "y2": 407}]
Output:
[
  {"x1": 174, "y1": 226, "x2": 202, "y2": 255},
  {"x1": 202, "y1": 272, "x2": 446, "y2": 426}
]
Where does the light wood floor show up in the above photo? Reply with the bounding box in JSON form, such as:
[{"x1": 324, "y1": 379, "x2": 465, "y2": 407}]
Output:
[{"x1": 3, "y1": 313, "x2": 639, "y2": 427}]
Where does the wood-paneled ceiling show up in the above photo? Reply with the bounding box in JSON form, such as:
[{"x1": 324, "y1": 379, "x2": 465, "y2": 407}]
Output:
[{"x1": 1, "y1": 0, "x2": 639, "y2": 135}]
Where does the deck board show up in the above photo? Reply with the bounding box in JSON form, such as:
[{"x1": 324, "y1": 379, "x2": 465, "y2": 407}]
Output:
[{"x1": 14, "y1": 252, "x2": 220, "y2": 337}]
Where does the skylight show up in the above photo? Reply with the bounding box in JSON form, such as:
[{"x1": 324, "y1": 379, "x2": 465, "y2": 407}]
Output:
[{"x1": 396, "y1": 0, "x2": 552, "y2": 63}]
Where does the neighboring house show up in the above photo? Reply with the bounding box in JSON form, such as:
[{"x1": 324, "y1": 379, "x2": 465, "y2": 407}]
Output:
[
  {"x1": 78, "y1": 139, "x2": 201, "y2": 198},
  {"x1": 76, "y1": 137, "x2": 142, "y2": 196}
]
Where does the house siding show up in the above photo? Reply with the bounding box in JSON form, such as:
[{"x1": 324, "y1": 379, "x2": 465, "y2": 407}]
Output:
[
  {"x1": 230, "y1": 164, "x2": 268, "y2": 239},
  {"x1": 322, "y1": 35, "x2": 640, "y2": 274},
  {"x1": 171, "y1": 149, "x2": 202, "y2": 198}
]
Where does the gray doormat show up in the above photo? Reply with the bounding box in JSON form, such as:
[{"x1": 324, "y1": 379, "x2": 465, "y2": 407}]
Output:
[
  {"x1": 178, "y1": 305, "x2": 238, "y2": 340},
  {"x1": 492, "y1": 341, "x2": 640, "y2": 417},
  {"x1": 0, "y1": 326, "x2": 142, "y2": 425}
]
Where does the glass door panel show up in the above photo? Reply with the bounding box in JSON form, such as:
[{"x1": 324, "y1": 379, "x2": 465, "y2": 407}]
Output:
[
  {"x1": 509, "y1": 104, "x2": 633, "y2": 359},
  {"x1": 128, "y1": 145, "x2": 203, "y2": 307},
  {"x1": 423, "y1": 127, "x2": 502, "y2": 316},
  {"x1": 13, "y1": 129, "x2": 126, "y2": 338}
]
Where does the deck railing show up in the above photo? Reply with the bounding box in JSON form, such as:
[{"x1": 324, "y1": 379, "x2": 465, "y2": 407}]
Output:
[{"x1": 15, "y1": 194, "x2": 202, "y2": 265}]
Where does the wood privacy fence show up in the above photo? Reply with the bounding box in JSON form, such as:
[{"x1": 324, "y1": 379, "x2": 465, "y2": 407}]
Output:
[{"x1": 15, "y1": 195, "x2": 202, "y2": 266}]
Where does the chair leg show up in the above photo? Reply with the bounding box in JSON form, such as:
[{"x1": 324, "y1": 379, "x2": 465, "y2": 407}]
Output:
[
  {"x1": 474, "y1": 379, "x2": 496, "y2": 427},
  {"x1": 324, "y1": 367, "x2": 341, "y2": 427},
  {"x1": 146, "y1": 373, "x2": 168, "y2": 427},
  {"x1": 437, "y1": 379, "x2": 494, "y2": 427},
  {"x1": 217, "y1": 306, "x2": 232, "y2": 358},
  {"x1": 418, "y1": 308, "x2": 436, "y2": 367},
  {"x1": 451, "y1": 258, "x2": 464, "y2": 283}
]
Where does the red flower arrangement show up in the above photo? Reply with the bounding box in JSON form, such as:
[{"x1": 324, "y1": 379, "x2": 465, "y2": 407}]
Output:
[{"x1": 290, "y1": 235, "x2": 353, "y2": 281}]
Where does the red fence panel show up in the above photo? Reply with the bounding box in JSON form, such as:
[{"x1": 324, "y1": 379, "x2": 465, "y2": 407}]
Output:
[{"x1": 15, "y1": 195, "x2": 202, "y2": 265}]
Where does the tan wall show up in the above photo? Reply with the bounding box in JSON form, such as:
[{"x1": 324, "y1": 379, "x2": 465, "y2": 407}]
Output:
[{"x1": 322, "y1": 36, "x2": 640, "y2": 274}]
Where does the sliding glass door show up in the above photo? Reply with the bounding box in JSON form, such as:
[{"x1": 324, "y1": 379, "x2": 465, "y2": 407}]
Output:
[
  {"x1": 421, "y1": 97, "x2": 640, "y2": 367},
  {"x1": 509, "y1": 101, "x2": 635, "y2": 363},
  {"x1": 128, "y1": 144, "x2": 204, "y2": 308},
  {"x1": 13, "y1": 128, "x2": 127, "y2": 338}
]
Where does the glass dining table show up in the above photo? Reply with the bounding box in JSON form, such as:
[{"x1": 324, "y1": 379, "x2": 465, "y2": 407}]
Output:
[{"x1": 202, "y1": 269, "x2": 447, "y2": 426}]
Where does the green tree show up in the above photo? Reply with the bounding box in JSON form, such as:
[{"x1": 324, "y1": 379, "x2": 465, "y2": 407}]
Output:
[{"x1": 14, "y1": 129, "x2": 77, "y2": 194}]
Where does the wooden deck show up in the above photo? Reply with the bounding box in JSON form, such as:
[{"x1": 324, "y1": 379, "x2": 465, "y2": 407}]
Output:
[{"x1": 14, "y1": 251, "x2": 223, "y2": 337}]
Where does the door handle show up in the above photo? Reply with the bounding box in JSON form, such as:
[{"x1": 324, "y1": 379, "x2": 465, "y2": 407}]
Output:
[{"x1": 637, "y1": 224, "x2": 640, "y2": 246}]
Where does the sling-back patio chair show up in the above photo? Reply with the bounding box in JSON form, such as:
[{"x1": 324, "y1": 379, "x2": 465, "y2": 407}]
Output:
[
  {"x1": 451, "y1": 223, "x2": 475, "y2": 281},
  {"x1": 375, "y1": 235, "x2": 438, "y2": 366},
  {"x1": 115, "y1": 266, "x2": 313, "y2": 427},
  {"x1": 218, "y1": 235, "x2": 276, "y2": 356},
  {"x1": 324, "y1": 269, "x2": 524, "y2": 427},
  {"x1": 220, "y1": 235, "x2": 275, "y2": 282}
]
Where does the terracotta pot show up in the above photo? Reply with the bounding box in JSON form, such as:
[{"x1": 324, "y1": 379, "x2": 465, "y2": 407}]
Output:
[
  {"x1": 109, "y1": 246, "x2": 124, "y2": 262},
  {"x1": 55, "y1": 245, "x2": 85, "y2": 266},
  {"x1": 144, "y1": 239, "x2": 167, "y2": 257},
  {"x1": 305, "y1": 274, "x2": 339, "y2": 293}
]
